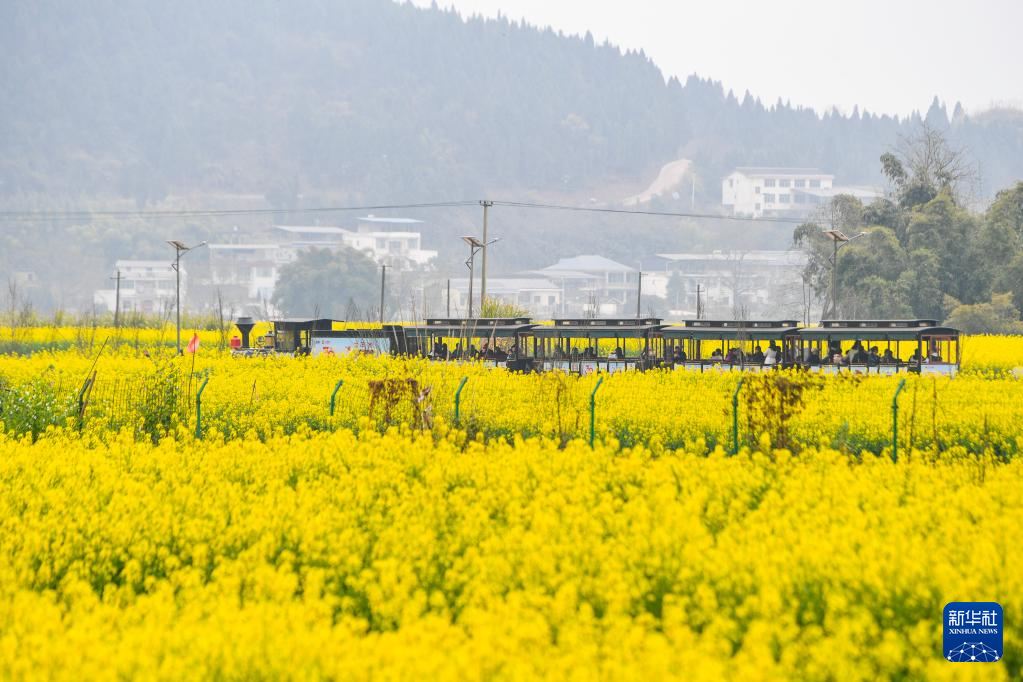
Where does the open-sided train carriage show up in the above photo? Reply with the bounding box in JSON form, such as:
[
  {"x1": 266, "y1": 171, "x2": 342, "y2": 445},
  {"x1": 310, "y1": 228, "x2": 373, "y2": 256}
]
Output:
[
  {"x1": 796, "y1": 319, "x2": 960, "y2": 375},
  {"x1": 402, "y1": 318, "x2": 537, "y2": 371},
  {"x1": 659, "y1": 319, "x2": 800, "y2": 371},
  {"x1": 527, "y1": 318, "x2": 666, "y2": 374}
]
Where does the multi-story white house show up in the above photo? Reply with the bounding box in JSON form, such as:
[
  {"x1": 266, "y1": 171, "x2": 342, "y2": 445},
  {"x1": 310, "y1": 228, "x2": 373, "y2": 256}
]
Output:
[
  {"x1": 274, "y1": 218, "x2": 437, "y2": 270},
  {"x1": 529, "y1": 255, "x2": 639, "y2": 317},
  {"x1": 93, "y1": 260, "x2": 179, "y2": 315},
  {"x1": 445, "y1": 277, "x2": 562, "y2": 317},
  {"x1": 722, "y1": 167, "x2": 882, "y2": 218},
  {"x1": 641, "y1": 250, "x2": 808, "y2": 318},
  {"x1": 207, "y1": 244, "x2": 292, "y2": 310},
  {"x1": 722, "y1": 168, "x2": 834, "y2": 218}
]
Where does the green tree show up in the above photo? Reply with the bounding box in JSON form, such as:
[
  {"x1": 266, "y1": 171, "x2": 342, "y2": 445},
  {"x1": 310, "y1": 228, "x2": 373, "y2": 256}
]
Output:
[
  {"x1": 272, "y1": 248, "x2": 379, "y2": 319},
  {"x1": 994, "y1": 252, "x2": 1023, "y2": 319},
  {"x1": 944, "y1": 293, "x2": 1023, "y2": 334}
]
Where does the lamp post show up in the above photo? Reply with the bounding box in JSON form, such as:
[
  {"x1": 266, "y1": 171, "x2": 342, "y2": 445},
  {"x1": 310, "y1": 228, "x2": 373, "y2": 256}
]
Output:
[
  {"x1": 822, "y1": 229, "x2": 865, "y2": 319},
  {"x1": 461, "y1": 235, "x2": 500, "y2": 318},
  {"x1": 167, "y1": 240, "x2": 207, "y2": 354}
]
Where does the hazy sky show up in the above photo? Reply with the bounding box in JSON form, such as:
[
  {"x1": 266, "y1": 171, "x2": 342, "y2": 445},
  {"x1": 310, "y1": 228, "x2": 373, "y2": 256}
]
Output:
[{"x1": 411, "y1": 0, "x2": 1023, "y2": 117}]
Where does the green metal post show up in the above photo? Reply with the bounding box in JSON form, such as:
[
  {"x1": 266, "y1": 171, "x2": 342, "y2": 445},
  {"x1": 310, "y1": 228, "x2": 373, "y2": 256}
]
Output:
[
  {"x1": 454, "y1": 376, "x2": 468, "y2": 425},
  {"x1": 76, "y1": 374, "x2": 94, "y2": 430},
  {"x1": 329, "y1": 379, "x2": 344, "y2": 416},
  {"x1": 195, "y1": 375, "x2": 209, "y2": 440},
  {"x1": 589, "y1": 376, "x2": 604, "y2": 448},
  {"x1": 892, "y1": 378, "x2": 906, "y2": 463},
  {"x1": 731, "y1": 377, "x2": 745, "y2": 455}
]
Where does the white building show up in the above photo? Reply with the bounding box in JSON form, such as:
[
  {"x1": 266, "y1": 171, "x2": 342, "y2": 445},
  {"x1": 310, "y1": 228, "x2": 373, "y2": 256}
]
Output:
[
  {"x1": 722, "y1": 167, "x2": 883, "y2": 218},
  {"x1": 93, "y1": 260, "x2": 178, "y2": 315},
  {"x1": 641, "y1": 250, "x2": 808, "y2": 318},
  {"x1": 527, "y1": 255, "x2": 639, "y2": 317},
  {"x1": 446, "y1": 277, "x2": 562, "y2": 317},
  {"x1": 207, "y1": 244, "x2": 292, "y2": 309},
  {"x1": 274, "y1": 218, "x2": 437, "y2": 270}
]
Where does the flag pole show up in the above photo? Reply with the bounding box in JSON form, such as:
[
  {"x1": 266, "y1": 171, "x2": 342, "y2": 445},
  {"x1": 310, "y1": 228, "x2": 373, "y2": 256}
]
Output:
[{"x1": 186, "y1": 330, "x2": 198, "y2": 414}]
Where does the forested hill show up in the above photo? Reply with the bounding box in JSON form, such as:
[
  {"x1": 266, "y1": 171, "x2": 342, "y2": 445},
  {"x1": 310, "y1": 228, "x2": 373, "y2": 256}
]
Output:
[{"x1": 3, "y1": 0, "x2": 1023, "y2": 207}]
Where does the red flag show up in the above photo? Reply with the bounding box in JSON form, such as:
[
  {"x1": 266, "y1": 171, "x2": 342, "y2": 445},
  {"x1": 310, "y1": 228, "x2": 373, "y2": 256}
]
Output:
[{"x1": 186, "y1": 332, "x2": 200, "y2": 354}]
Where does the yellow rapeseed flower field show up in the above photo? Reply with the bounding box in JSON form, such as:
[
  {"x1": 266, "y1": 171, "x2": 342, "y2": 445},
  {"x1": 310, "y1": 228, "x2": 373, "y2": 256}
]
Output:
[
  {"x1": 0, "y1": 428, "x2": 1019, "y2": 680},
  {"x1": 1, "y1": 332, "x2": 1022, "y2": 678}
]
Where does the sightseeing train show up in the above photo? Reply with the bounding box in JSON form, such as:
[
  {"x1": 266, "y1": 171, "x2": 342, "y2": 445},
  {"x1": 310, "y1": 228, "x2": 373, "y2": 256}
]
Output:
[{"x1": 232, "y1": 316, "x2": 961, "y2": 376}]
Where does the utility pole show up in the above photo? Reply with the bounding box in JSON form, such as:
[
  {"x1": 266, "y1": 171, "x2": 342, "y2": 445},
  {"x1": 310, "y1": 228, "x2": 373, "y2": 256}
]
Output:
[
  {"x1": 110, "y1": 269, "x2": 121, "y2": 329},
  {"x1": 636, "y1": 271, "x2": 643, "y2": 318},
  {"x1": 446, "y1": 278, "x2": 451, "y2": 317},
  {"x1": 379, "y1": 265, "x2": 387, "y2": 323},
  {"x1": 167, "y1": 240, "x2": 207, "y2": 355},
  {"x1": 830, "y1": 239, "x2": 838, "y2": 319},
  {"x1": 480, "y1": 200, "x2": 493, "y2": 307},
  {"x1": 823, "y1": 230, "x2": 865, "y2": 319},
  {"x1": 696, "y1": 283, "x2": 704, "y2": 320},
  {"x1": 467, "y1": 257, "x2": 475, "y2": 318}
]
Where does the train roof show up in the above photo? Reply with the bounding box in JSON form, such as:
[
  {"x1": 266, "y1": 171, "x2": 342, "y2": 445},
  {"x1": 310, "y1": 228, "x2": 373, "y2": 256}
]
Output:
[
  {"x1": 533, "y1": 318, "x2": 665, "y2": 338},
  {"x1": 660, "y1": 319, "x2": 799, "y2": 340},
  {"x1": 403, "y1": 318, "x2": 536, "y2": 338},
  {"x1": 798, "y1": 324, "x2": 959, "y2": 341}
]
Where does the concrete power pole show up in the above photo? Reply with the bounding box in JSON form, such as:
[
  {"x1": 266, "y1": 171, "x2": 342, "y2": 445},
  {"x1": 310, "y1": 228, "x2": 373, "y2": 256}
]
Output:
[
  {"x1": 636, "y1": 271, "x2": 642, "y2": 318},
  {"x1": 110, "y1": 269, "x2": 122, "y2": 329},
  {"x1": 379, "y1": 265, "x2": 387, "y2": 323},
  {"x1": 480, "y1": 200, "x2": 493, "y2": 310}
]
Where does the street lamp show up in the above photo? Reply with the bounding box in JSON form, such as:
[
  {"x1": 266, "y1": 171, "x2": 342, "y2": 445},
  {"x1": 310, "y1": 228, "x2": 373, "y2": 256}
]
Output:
[
  {"x1": 461, "y1": 235, "x2": 500, "y2": 318},
  {"x1": 167, "y1": 240, "x2": 207, "y2": 353},
  {"x1": 822, "y1": 229, "x2": 866, "y2": 318}
]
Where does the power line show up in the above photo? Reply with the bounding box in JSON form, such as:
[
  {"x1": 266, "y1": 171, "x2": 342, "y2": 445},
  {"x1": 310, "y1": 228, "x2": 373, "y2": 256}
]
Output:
[
  {"x1": 0, "y1": 200, "x2": 479, "y2": 223},
  {"x1": 0, "y1": 197, "x2": 811, "y2": 225},
  {"x1": 489, "y1": 200, "x2": 808, "y2": 224}
]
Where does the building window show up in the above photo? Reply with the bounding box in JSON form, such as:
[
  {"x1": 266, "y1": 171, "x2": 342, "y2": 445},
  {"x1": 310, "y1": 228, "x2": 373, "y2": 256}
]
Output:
[
  {"x1": 754, "y1": 186, "x2": 761, "y2": 194},
  {"x1": 810, "y1": 179, "x2": 821, "y2": 188},
  {"x1": 764, "y1": 193, "x2": 776, "y2": 203},
  {"x1": 795, "y1": 179, "x2": 806, "y2": 188},
  {"x1": 779, "y1": 179, "x2": 791, "y2": 188},
  {"x1": 779, "y1": 194, "x2": 791, "y2": 203},
  {"x1": 794, "y1": 193, "x2": 806, "y2": 204},
  {"x1": 764, "y1": 179, "x2": 776, "y2": 187},
  {"x1": 255, "y1": 267, "x2": 274, "y2": 278}
]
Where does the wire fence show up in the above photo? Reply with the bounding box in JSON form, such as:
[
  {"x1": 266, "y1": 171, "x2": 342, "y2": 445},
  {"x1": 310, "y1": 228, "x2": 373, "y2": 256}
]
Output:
[{"x1": 2, "y1": 367, "x2": 1021, "y2": 457}]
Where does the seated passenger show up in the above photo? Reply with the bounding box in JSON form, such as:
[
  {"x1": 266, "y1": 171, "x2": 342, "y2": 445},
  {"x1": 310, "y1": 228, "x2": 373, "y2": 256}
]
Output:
[
  {"x1": 750, "y1": 345, "x2": 765, "y2": 364},
  {"x1": 854, "y1": 343, "x2": 869, "y2": 364},
  {"x1": 710, "y1": 348, "x2": 723, "y2": 362},
  {"x1": 808, "y1": 347, "x2": 821, "y2": 365},
  {"x1": 867, "y1": 346, "x2": 881, "y2": 367},
  {"x1": 764, "y1": 343, "x2": 779, "y2": 366},
  {"x1": 881, "y1": 348, "x2": 896, "y2": 364}
]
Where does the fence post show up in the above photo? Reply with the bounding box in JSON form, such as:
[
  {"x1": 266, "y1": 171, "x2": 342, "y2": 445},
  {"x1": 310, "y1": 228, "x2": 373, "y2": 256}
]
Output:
[
  {"x1": 589, "y1": 376, "x2": 604, "y2": 448},
  {"x1": 891, "y1": 378, "x2": 906, "y2": 463},
  {"x1": 454, "y1": 376, "x2": 468, "y2": 425},
  {"x1": 195, "y1": 375, "x2": 209, "y2": 440},
  {"x1": 76, "y1": 371, "x2": 95, "y2": 430},
  {"x1": 731, "y1": 377, "x2": 745, "y2": 455},
  {"x1": 329, "y1": 379, "x2": 344, "y2": 416}
]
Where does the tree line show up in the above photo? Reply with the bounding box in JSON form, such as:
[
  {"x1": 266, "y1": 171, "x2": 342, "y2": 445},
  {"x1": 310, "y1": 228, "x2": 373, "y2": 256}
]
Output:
[{"x1": 794, "y1": 127, "x2": 1023, "y2": 332}]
